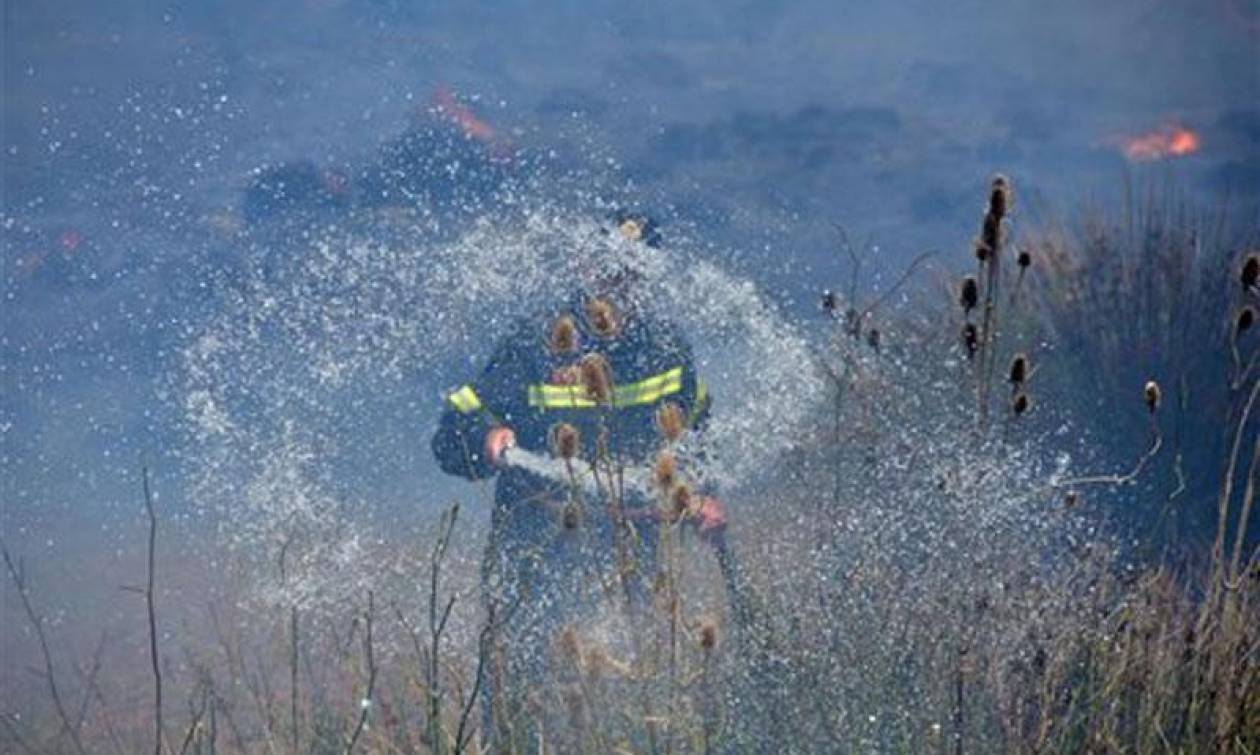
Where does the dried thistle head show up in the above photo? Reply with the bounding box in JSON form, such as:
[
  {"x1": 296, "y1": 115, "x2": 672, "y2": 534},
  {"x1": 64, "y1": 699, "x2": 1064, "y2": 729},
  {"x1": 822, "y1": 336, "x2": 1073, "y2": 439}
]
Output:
[
  {"x1": 655, "y1": 401, "x2": 687, "y2": 443},
  {"x1": 670, "y1": 483, "x2": 693, "y2": 521},
  {"x1": 585, "y1": 296, "x2": 619, "y2": 338},
  {"x1": 1009, "y1": 353, "x2": 1029, "y2": 384},
  {"x1": 1144, "y1": 380, "x2": 1161, "y2": 413},
  {"x1": 562, "y1": 502, "x2": 580, "y2": 530},
  {"x1": 618, "y1": 217, "x2": 644, "y2": 242},
  {"x1": 1012, "y1": 392, "x2": 1030, "y2": 416},
  {"x1": 548, "y1": 314, "x2": 579, "y2": 354},
  {"x1": 550, "y1": 422, "x2": 581, "y2": 460},
  {"x1": 989, "y1": 174, "x2": 1013, "y2": 219},
  {"x1": 654, "y1": 452, "x2": 677, "y2": 492},
  {"x1": 698, "y1": 617, "x2": 719, "y2": 652},
  {"x1": 821, "y1": 289, "x2": 839, "y2": 315},
  {"x1": 981, "y1": 213, "x2": 1002, "y2": 255},
  {"x1": 1242, "y1": 253, "x2": 1259, "y2": 290},
  {"x1": 974, "y1": 238, "x2": 991, "y2": 264},
  {"x1": 1238, "y1": 305, "x2": 1256, "y2": 336},
  {"x1": 960, "y1": 276, "x2": 979, "y2": 312},
  {"x1": 962, "y1": 323, "x2": 979, "y2": 359},
  {"x1": 579, "y1": 354, "x2": 612, "y2": 403}
]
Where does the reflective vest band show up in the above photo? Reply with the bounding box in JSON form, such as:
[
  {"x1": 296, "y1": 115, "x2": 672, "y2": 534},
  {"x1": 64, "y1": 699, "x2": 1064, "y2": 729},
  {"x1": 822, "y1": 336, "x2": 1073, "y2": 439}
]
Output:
[
  {"x1": 447, "y1": 385, "x2": 483, "y2": 413},
  {"x1": 689, "y1": 379, "x2": 709, "y2": 426},
  {"x1": 528, "y1": 367, "x2": 684, "y2": 409}
]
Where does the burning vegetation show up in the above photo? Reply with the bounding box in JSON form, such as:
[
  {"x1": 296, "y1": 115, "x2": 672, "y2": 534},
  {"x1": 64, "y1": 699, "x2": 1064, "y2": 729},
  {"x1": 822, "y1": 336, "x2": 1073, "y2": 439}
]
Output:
[{"x1": 1120, "y1": 122, "x2": 1202, "y2": 161}]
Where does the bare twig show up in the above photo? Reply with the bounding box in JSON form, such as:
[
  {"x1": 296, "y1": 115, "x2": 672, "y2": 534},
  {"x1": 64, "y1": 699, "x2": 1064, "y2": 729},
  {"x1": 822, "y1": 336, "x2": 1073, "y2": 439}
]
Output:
[
  {"x1": 428, "y1": 504, "x2": 460, "y2": 754},
  {"x1": 344, "y1": 590, "x2": 377, "y2": 754},
  {"x1": 0, "y1": 713, "x2": 38, "y2": 755},
  {"x1": 141, "y1": 466, "x2": 165, "y2": 755},
  {"x1": 73, "y1": 629, "x2": 108, "y2": 738},
  {"x1": 453, "y1": 603, "x2": 496, "y2": 754},
  {"x1": 829, "y1": 222, "x2": 862, "y2": 304},
  {"x1": 177, "y1": 682, "x2": 210, "y2": 755},
  {"x1": 1051, "y1": 416, "x2": 1164, "y2": 492},
  {"x1": 0, "y1": 538, "x2": 87, "y2": 755},
  {"x1": 858, "y1": 248, "x2": 940, "y2": 323}
]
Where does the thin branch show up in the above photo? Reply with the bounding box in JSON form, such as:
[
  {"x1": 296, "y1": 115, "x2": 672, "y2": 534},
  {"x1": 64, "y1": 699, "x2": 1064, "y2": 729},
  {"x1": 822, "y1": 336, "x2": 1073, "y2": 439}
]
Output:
[
  {"x1": 454, "y1": 603, "x2": 496, "y2": 754},
  {"x1": 177, "y1": 683, "x2": 210, "y2": 755},
  {"x1": 1051, "y1": 417, "x2": 1163, "y2": 492},
  {"x1": 141, "y1": 466, "x2": 165, "y2": 755},
  {"x1": 0, "y1": 713, "x2": 38, "y2": 755},
  {"x1": 0, "y1": 538, "x2": 87, "y2": 755},
  {"x1": 858, "y1": 248, "x2": 940, "y2": 322},
  {"x1": 344, "y1": 590, "x2": 377, "y2": 755},
  {"x1": 829, "y1": 222, "x2": 862, "y2": 304},
  {"x1": 73, "y1": 629, "x2": 109, "y2": 738}
]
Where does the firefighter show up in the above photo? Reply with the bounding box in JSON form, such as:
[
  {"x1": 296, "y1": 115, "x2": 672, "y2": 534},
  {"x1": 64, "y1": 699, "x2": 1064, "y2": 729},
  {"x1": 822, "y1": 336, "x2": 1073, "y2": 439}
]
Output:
[{"x1": 430, "y1": 216, "x2": 725, "y2": 739}]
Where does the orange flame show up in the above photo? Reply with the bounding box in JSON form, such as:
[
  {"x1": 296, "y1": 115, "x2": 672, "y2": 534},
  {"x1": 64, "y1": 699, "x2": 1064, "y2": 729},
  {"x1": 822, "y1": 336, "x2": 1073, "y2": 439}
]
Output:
[
  {"x1": 431, "y1": 86, "x2": 496, "y2": 144},
  {"x1": 1121, "y1": 123, "x2": 1201, "y2": 161}
]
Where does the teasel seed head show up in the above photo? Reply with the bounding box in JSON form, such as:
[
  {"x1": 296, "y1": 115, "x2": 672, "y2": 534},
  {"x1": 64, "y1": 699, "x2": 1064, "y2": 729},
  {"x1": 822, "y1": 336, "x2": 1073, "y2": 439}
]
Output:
[
  {"x1": 671, "y1": 483, "x2": 693, "y2": 521},
  {"x1": 619, "y1": 217, "x2": 644, "y2": 241},
  {"x1": 975, "y1": 238, "x2": 991, "y2": 264},
  {"x1": 550, "y1": 422, "x2": 581, "y2": 460},
  {"x1": 548, "y1": 314, "x2": 579, "y2": 354},
  {"x1": 1012, "y1": 392, "x2": 1030, "y2": 416},
  {"x1": 1242, "y1": 254, "x2": 1259, "y2": 291},
  {"x1": 821, "y1": 289, "x2": 839, "y2": 315},
  {"x1": 1009, "y1": 353, "x2": 1029, "y2": 384},
  {"x1": 654, "y1": 451, "x2": 678, "y2": 492},
  {"x1": 1238, "y1": 305, "x2": 1256, "y2": 336},
  {"x1": 585, "y1": 296, "x2": 619, "y2": 338},
  {"x1": 989, "y1": 174, "x2": 1013, "y2": 219},
  {"x1": 867, "y1": 328, "x2": 881, "y2": 352},
  {"x1": 1017, "y1": 249, "x2": 1031, "y2": 269},
  {"x1": 699, "y1": 617, "x2": 719, "y2": 652},
  {"x1": 962, "y1": 322, "x2": 979, "y2": 359},
  {"x1": 981, "y1": 213, "x2": 1002, "y2": 255},
  {"x1": 579, "y1": 353, "x2": 612, "y2": 403},
  {"x1": 656, "y1": 401, "x2": 687, "y2": 443},
  {"x1": 1144, "y1": 380, "x2": 1161, "y2": 413},
  {"x1": 960, "y1": 275, "x2": 979, "y2": 312}
]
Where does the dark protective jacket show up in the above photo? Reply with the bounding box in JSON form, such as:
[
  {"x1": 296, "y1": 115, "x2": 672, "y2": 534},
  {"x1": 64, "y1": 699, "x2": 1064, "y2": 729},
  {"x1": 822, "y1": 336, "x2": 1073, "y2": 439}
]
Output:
[
  {"x1": 433, "y1": 292, "x2": 707, "y2": 480},
  {"x1": 431, "y1": 291, "x2": 710, "y2": 553}
]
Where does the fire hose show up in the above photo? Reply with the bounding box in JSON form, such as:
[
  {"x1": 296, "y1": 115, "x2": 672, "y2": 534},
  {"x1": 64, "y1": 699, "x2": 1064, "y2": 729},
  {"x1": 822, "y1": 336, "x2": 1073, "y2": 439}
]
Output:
[{"x1": 498, "y1": 445, "x2": 758, "y2": 634}]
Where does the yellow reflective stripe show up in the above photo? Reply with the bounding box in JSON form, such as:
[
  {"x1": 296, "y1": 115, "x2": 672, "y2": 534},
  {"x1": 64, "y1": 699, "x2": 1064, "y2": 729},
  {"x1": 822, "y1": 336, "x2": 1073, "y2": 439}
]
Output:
[
  {"x1": 528, "y1": 384, "x2": 597, "y2": 408},
  {"x1": 689, "y1": 379, "x2": 709, "y2": 426},
  {"x1": 527, "y1": 367, "x2": 684, "y2": 409},
  {"x1": 447, "y1": 385, "x2": 483, "y2": 413},
  {"x1": 617, "y1": 367, "x2": 683, "y2": 404}
]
